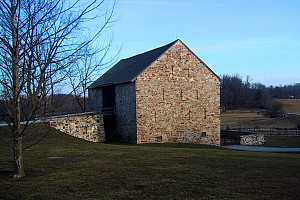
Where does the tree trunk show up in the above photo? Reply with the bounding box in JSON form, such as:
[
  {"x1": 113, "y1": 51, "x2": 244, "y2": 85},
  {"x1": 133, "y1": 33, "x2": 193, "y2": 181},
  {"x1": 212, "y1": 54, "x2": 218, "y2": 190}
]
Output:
[
  {"x1": 13, "y1": 135, "x2": 25, "y2": 178},
  {"x1": 11, "y1": 0, "x2": 25, "y2": 178},
  {"x1": 13, "y1": 93, "x2": 25, "y2": 178},
  {"x1": 83, "y1": 89, "x2": 86, "y2": 112}
]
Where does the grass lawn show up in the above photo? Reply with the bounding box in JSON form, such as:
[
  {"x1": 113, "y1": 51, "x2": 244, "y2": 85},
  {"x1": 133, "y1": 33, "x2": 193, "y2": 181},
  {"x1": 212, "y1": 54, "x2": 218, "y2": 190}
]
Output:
[{"x1": 1, "y1": 126, "x2": 300, "y2": 200}]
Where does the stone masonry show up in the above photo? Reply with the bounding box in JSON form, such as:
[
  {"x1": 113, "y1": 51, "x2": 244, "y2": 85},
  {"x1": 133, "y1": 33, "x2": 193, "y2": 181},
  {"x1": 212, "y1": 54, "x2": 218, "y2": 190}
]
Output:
[
  {"x1": 240, "y1": 134, "x2": 265, "y2": 146},
  {"x1": 48, "y1": 112, "x2": 105, "y2": 142},
  {"x1": 135, "y1": 41, "x2": 221, "y2": 145},
  {"x1": 88, "y1": 39, "x2": 221, "y2": 145}
]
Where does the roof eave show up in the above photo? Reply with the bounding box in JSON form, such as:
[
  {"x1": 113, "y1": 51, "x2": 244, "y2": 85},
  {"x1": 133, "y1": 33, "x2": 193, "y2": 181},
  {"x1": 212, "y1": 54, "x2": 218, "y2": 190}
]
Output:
[{"x1": 88, "y1": 80, "x2": 135, "y2": 89}]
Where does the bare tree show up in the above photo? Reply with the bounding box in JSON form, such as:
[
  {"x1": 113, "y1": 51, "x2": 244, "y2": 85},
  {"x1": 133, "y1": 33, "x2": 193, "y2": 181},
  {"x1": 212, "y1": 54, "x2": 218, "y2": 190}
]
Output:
[
  {"x1": 66, "y1": 42, "x2": 116, "y2": 112},
  {"x1": 0, "y1": 0, "x2": 115, "y2": 178}
]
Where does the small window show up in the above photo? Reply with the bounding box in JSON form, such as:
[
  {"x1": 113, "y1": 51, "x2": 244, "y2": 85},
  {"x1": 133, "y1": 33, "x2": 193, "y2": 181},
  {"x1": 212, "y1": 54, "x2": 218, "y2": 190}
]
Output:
[
  {"x1": 180, "y1": 90, "x2": 182, "y2": 99},
  {"x1": 196, "y1": 90, "x2": 199, "y2": 100},
  {"x1": 180, "y1": 89, "x2": 183, "y2": 100},
  {"x1": 155, "y1": 136, "x2": 162, "y2": 142},
  {"x1": 162, "y1": 88, "x2": 165, "y2": 100},
  {"x1": 201, "y1": 132, "x2": 207, "y2": 137},
  {"x1": 184, "y1": 68, "x2": 190, "y2": 77},
  {"x1": 204, "y1": 108, "x2": 207, "y2": 119}
]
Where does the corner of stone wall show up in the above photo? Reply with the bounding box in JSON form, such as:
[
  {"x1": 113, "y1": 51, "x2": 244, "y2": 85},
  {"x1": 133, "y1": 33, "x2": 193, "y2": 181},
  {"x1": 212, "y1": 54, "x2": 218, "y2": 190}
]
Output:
[{"x1": 48, "y1": 112, "x2": 105, "y2": 143}]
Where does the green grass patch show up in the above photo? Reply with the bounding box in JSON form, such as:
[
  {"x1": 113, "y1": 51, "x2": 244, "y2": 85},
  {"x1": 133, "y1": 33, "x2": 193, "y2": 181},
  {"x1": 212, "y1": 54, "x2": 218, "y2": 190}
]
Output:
[{"x1": 1, "y1": 126, "x2": 300, "y2": 200}]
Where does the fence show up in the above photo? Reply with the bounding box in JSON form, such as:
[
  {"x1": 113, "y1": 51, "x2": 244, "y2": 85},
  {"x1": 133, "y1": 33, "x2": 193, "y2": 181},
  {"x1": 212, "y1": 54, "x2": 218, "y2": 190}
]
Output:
[
  {"x1": 228, "y1": 128, "x2": 300, "y2": 136},
  {"x1": 221, "y1": 128, "x2": 300, "y2": 145}
]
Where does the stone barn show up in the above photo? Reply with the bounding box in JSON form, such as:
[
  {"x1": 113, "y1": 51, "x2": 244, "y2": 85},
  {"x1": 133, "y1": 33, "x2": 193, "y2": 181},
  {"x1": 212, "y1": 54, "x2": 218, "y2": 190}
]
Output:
[{"x1": 88, "y1": 39, "x2": 220, "y2": 145}]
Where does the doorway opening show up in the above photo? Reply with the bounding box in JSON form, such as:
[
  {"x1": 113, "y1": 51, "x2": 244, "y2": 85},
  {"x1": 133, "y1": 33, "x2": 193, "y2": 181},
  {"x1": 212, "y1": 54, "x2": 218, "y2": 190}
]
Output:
[{"x1": 102, "y1": 86, "x2": 118, "y2": 142}]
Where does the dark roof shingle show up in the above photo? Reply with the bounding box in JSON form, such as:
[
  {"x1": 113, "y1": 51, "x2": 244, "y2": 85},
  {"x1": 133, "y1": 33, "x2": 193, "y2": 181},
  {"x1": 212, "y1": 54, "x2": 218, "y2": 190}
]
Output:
[{"x1": 89, "y1": 40, "x2": 177, "y2": 88}]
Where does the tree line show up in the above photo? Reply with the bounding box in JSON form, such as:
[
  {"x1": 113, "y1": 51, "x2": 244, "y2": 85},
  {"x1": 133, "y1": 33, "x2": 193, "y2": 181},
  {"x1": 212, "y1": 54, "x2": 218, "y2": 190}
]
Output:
[
  {"x1": 2, "y1": 74, "x2": 298, "y2": 121},
  {"x1": 221, "y1": 74, "x2": 300, "y2": 110}
]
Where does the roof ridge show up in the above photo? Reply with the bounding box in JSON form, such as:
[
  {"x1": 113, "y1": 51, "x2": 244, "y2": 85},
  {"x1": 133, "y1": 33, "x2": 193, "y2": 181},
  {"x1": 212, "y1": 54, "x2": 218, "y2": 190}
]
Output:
[
  {"x1": 122, "y1": 39, "x2": 178, "y2": 61},
  {"x1": 88, "y1": 39, "x2": 180, "y2": 89}
]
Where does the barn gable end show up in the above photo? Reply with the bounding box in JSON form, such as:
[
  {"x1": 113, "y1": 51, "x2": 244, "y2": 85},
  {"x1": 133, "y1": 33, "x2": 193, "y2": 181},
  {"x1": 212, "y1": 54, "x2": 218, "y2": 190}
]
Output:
[
  {"x1": 135, "y1": 40, "x2": 220, "y2": 144},
  {"x1": 88, "y1": 39, "x2": 220, "y2": 145}
]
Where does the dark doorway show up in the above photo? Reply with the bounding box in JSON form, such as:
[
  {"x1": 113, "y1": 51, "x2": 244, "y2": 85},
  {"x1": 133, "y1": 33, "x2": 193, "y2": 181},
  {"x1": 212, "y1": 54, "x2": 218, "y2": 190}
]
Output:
[
  {"x1": 102, "y1": 86, "x2": 115, "y2": 108},
  {"x1": 103, "y1": 115, "x2": 118, "y2": 142},
  {"x1": 102, "y1": 86, "x2": 118, "y2": 142}
]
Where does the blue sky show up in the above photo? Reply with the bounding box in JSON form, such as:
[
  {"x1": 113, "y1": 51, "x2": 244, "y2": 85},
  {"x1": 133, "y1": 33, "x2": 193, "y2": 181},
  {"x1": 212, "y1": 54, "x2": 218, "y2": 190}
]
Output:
[{"x1": 108, "y1": 0, "x2": 300, "y2": 86}]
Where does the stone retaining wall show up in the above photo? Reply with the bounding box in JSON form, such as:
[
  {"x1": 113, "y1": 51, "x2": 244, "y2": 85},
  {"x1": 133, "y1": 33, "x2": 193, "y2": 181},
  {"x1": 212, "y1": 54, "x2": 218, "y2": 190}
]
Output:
[
  {"x1": 48, "y1": 112, "x2": 105, "y2": 142},
  {"x1": 240, "y1": 134, "x2": 265, "y2": 146}
]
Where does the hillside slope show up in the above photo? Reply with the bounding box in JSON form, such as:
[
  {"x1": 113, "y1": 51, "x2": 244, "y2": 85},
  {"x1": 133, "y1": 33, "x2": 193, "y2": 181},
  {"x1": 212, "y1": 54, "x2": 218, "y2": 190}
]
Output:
[{"x1": 1, "y1": 126, "x2": 300, "y2": 200}]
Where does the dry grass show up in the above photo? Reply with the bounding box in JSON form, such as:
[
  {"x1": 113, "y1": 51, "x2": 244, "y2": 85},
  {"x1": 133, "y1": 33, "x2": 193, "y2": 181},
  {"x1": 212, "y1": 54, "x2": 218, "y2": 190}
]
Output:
[
  {"x1": 276, "y1": 99, "x2": 300, "y2": 114},
  {"x1": 221, "y1": 110, "x2": 298, "y2": 129},
  {"x1": 221, "y1": 99, "x2": 300, "y2": 129},
  {"x1": 221, "y1": 108, "x2": 300, "y2": 147}
]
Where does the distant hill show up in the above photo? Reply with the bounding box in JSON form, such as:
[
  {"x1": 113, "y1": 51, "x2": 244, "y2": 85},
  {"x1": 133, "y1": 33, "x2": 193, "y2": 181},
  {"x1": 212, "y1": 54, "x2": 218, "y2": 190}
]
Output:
[{"x1": 0, "y1": 94, "x2": 85, "y2": 121}]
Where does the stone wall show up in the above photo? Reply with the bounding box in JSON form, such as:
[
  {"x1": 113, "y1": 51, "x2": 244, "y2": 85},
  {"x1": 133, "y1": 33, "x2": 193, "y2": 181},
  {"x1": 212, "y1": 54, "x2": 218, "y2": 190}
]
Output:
[
  {"x1": 240, "y1": 134, "x2": 265, "y2": 146},
  {"x1": 115, "y1": 83, "x2": 137, "y2": 143},
  {"x1": 135, "y1": 40, "x2": 221, "y2": 145},
  {"x1": 48, "y1": 112, "x2": 105, "y2": 142}
]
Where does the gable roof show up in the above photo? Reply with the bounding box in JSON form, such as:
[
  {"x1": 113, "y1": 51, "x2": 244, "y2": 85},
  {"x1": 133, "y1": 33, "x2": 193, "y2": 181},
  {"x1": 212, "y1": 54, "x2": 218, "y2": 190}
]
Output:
[
  {"x1": 88, "y1": 40, "x2": 177, "y2": 88},
  {"x1": 89, "y1": 39, "x2": 219, "y2": 89}
]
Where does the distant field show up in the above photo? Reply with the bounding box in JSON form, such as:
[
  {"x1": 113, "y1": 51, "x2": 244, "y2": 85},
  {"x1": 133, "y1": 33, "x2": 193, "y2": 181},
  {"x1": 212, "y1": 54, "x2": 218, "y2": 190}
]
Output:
[
  {"x1": 221, "y1": 99, "x2": 300, "y2": 129},
  {"x1": 221, "y1": 109, "x2": 300, "y2": 147},
  {"x1": 1, "y1": 126, "x2": 300, "y2": 200},
  {"x1": 276, "y1": 99, "x2": 300, "y2": 114},
  {"x1": 264, "y1": 136, "x2": 300, "y2": 147},
  {"x1": 221, "y1": 110, "x2": 299, "y2": 129}
]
